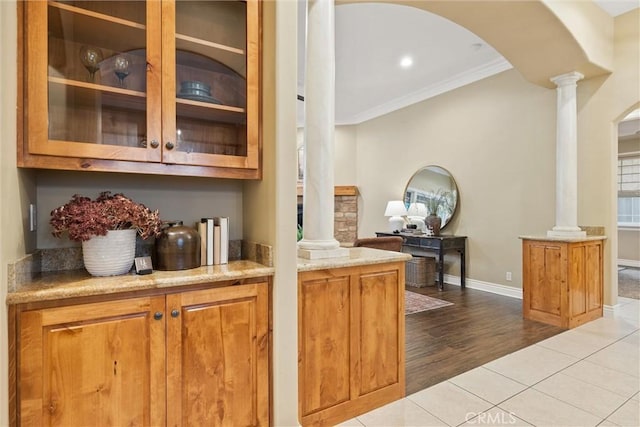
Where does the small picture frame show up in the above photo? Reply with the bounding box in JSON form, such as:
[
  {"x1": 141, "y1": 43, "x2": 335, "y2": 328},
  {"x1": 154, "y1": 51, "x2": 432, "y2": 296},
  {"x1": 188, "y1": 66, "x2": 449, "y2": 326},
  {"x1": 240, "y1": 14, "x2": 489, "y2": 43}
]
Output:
[{"x1": 134, "y1": 256, "x2": 153, "y2": 275}]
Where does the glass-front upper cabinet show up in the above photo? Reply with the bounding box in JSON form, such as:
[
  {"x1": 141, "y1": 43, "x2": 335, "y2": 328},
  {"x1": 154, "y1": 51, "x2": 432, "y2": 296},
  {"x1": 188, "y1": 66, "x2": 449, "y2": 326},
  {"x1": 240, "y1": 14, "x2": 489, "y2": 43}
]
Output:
[
  {"x1": 26, "y1": 1, "x2": 162, "y2": 162},
  {"x1": 21, "y1": 0, "x2": 261, "y2": 178},
  {"x1": 162, "y1": 1, "x2": 259, "y2": 170}
]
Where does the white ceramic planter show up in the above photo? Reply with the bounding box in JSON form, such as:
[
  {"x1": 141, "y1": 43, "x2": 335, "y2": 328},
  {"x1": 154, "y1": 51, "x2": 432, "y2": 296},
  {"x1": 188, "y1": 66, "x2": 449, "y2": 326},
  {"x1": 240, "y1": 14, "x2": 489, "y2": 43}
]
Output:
[{"x1": 82, "y1": 229, "x2": 137, "y2": 276}]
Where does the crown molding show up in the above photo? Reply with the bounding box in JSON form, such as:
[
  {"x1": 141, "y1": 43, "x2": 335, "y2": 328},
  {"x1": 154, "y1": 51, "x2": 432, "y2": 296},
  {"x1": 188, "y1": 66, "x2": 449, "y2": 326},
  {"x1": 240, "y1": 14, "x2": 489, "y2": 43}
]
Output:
[{"x1": 337, "y1": 57, "x2": 513, "y2": 125}]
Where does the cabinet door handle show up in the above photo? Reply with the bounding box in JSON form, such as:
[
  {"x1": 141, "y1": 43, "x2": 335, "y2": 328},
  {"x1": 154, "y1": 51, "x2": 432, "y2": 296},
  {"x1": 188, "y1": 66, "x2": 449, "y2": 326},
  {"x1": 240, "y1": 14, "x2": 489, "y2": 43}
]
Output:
[
  {"x1": 165, "y1": 141, "x2": 175, "y2": 150},
  {"x1": 171, "y1": 309, "x2": 180, "y2": 318},
  {"x1": 153, "y1": 312, "x2": 163, "y2": 320},
  {"x1": 149, "y1": 140, "x2": 159, "y2": 149}
]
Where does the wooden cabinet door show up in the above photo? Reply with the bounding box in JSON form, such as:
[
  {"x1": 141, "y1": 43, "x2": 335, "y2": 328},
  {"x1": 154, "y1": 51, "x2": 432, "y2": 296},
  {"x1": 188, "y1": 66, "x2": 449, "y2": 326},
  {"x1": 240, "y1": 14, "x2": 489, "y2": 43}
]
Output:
[
  {"x1": 25, "y1": 1, "x2": 163, "y2": 163},
  {"x1": 298, "y1": 263, "x2": 405, "y2": 426},
  {"x1": 298, "y1": 271, "x2": 352, "y2": 417},
  {"x1": 18, "y1": 296, "x2": 166, "y2": 426},
  {"x1": 161, "y1": 0, "x2": 260, "y2": 170},
  {"x1": 355, "y1": 266, "x2": 404, "y2": 398},
  {"x1": 166, "y1": 283, "x2": 269, "y2": 426}
]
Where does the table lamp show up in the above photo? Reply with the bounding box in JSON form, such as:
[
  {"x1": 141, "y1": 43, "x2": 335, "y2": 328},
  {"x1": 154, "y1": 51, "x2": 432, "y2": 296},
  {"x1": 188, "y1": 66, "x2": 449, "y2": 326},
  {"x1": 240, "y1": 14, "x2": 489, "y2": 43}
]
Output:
[
  {"x1": 384, "y1": 200, "x2": 408, "y2": 232},
  {"x1": 407, "y1": 202, "x2": 428, "y2": 231}
]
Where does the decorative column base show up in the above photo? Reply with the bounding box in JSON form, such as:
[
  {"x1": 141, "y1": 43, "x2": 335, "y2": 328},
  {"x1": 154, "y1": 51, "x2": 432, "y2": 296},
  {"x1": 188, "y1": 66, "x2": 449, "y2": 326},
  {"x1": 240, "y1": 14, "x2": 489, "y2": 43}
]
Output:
[
  {"x1": 547, "y1": 226, "x2": 586, "y2": 238},
  {"x1": 297, "y1": 247, "x2": 350, "y2": 260}
]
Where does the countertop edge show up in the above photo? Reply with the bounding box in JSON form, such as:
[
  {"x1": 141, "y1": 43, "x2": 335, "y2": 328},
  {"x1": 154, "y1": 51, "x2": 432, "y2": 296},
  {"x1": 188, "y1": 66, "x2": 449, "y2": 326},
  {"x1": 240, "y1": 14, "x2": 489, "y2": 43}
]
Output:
[
  {"x1": 297, "y1": 247, "x2": 412, "y2": 272},
  {"x1": 7, "y1": 261, "x2": 275, "y2": 305},
  {"x1": 518, "y1": 235, "x2": 607, "y2": 242}
]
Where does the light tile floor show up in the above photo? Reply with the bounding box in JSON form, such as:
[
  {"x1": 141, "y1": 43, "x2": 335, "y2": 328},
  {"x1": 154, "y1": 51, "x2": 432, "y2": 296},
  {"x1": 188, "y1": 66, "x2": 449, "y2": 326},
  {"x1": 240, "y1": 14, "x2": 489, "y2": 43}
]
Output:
[{"x1": 339, "y1": 297, "x2": 640, "y2": 427}]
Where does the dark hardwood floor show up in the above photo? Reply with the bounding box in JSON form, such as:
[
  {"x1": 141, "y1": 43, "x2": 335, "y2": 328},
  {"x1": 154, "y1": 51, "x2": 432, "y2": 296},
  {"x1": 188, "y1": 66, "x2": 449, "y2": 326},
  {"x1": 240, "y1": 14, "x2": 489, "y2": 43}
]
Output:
[{"x1": 405, "y1": 285, "x2": 564, "y2": 396}]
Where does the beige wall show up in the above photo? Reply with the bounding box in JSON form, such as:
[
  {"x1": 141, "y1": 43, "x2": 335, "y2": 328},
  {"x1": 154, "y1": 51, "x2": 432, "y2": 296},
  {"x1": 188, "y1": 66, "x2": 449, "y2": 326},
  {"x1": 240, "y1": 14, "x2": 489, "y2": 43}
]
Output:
[
  {"x1": 619, "y1": 136, "x2": 640, "y2": 154},
  {"x1": 577, "y1": 9, "x2": 640, "y2": 303},
  {"x1": 618, "y1": 134, "x2": 640, "y2": 264},
  {"x1": 334, "y1": 126, "x2": 358, "y2": 185},
  {"x1": 1, "y1": 2, "x2": 28, "y2": 424},
  {"x1": 354, "y1": 69, "x2": 556, "y2": 287},
  {"x1": 243, "y1": 1, "x2": 299, "y2": 425},
  {"x1": 345, "y1": 8, "x2": 640, "y2": 304},
  {"x1": 618, "y1": 230, "x2": 640, "y2": 263}
]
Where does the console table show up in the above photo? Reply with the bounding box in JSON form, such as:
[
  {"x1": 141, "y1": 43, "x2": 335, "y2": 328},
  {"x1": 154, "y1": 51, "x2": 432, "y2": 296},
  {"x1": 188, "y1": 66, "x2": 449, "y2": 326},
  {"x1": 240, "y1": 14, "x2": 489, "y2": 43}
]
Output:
[{"x1": 376, "y1": 232, "x2": 467, "y2": 290}]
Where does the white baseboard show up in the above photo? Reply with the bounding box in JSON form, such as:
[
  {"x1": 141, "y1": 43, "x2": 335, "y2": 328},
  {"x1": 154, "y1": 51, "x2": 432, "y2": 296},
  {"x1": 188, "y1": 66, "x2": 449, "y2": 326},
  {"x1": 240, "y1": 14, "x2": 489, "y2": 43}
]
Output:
[
  {"x1": 444, "y1": 274, "x2": 523, "y2": 299},
  {"x1": 603, "y1": 305, "x2": 616, "y2": 316},
  {"x1": 618, "y1": 259, "x2": 640, "y2": 268}
]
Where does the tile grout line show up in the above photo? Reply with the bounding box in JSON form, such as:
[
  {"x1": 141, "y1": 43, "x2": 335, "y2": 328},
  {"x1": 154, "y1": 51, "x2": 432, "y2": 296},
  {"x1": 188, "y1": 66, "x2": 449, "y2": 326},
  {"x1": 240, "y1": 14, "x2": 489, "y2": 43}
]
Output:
[{"x1": 446, "y1": 328, "x2": 634, "y2": 424}]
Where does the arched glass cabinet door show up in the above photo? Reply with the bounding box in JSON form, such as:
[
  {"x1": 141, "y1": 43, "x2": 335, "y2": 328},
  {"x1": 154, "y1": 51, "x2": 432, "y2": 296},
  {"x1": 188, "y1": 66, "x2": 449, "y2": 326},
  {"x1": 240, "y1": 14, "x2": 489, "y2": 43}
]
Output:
[{"x1": 404, "y1": 165, "x2": 459, "y2": 230}]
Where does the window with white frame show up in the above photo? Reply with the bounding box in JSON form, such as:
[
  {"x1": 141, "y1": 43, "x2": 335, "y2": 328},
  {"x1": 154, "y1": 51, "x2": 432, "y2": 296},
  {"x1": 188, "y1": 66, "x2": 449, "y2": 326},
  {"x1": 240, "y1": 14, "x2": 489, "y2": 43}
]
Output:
[{"x1": 618, "y1": 154, "x2": 640, "y2": 227}]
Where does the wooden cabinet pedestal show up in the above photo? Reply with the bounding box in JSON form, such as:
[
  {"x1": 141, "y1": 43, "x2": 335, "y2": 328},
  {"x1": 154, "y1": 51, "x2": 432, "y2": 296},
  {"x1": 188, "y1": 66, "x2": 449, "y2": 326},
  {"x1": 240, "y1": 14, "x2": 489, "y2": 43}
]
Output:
[
  {"x1": 522, "y1": 237, "x2": 605, "y2": 329},
  {"x1": 298, "y1": 261, "x2": 406, "y2": 426}
]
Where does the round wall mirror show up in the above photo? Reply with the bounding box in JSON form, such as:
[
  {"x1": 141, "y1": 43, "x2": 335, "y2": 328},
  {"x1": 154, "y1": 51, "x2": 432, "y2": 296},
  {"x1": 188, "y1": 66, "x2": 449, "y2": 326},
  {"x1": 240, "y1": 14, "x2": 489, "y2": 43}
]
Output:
[{"x1": 404, "y1": 165, "x2": 459, "y2": 230}]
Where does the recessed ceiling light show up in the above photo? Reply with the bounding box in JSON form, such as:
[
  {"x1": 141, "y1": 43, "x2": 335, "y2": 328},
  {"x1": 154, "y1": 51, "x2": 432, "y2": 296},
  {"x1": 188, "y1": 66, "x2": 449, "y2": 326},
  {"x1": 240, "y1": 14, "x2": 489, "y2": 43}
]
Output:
[{"x1": 400, "y1": 56, "x2": 413, "y2": 69}]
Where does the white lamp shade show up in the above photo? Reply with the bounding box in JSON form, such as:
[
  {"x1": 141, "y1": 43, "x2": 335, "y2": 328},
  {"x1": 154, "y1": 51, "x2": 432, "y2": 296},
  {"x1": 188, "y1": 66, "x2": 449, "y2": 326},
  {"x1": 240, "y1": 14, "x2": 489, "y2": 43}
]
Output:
[
  {"x1": 384, "y1": 200, "x2": 408, "y2": 217},
  {"x1": 384, "y1": 200, "x2": 407, "y2": 232}
]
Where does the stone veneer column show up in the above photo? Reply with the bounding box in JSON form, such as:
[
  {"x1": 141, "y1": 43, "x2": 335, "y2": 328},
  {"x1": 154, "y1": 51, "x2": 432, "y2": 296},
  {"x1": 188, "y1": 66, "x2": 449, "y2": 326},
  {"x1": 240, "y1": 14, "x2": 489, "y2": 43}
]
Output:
[
  {"x1": 547, "y1": 71, "x2": 586, "y2": 238},
  {"x1": 297, "y1": 0, "x2": 348, "y2": 259}
]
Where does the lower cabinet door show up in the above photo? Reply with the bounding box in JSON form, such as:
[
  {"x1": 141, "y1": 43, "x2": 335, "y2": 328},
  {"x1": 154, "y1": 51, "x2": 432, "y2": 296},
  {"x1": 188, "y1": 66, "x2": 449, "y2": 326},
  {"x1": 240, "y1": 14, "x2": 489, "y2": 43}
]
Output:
[
  {"x1": 298, "y1": 262, "x2": 406, "y2": 426},
  {"x1": 357, "y1": 269, "x2": 402, "y2": 397},
  {"x1": 166, "y1": 283, "x2": 269, "y2": 426},
  {"x1": 19, "y1": 296, "x2": 166, "y2": 426}
]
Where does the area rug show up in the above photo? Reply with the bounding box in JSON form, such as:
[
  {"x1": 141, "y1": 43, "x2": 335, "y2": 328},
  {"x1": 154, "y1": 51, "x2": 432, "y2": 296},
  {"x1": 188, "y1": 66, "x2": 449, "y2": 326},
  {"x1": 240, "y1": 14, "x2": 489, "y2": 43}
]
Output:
[
  {"x1": 405, "y1": 290, "x2": 453, "y2": 315},
  {"x1": 619, "y1": 267, "x2": 640, "y2": 300}
]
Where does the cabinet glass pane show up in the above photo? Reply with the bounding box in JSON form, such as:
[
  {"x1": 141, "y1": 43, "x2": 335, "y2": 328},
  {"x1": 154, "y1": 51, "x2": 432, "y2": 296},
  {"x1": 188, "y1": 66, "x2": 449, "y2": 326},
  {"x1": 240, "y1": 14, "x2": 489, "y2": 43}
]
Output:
[
  {"x1": 174, "y1": 1, "x2": 247, "y2": 157},
  {"x1": 47, "y1": 2, "x2": 147, "y2": 148}
]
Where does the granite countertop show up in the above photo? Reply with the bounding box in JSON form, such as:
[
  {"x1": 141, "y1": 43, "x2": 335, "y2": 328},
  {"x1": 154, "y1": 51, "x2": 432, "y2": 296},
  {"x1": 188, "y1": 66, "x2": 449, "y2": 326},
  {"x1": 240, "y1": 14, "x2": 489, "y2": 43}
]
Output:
[
  {"x1": 7, "y1": 260, "x2": 274, "y2": 305},
  {"x1": 8, "y1": 247, "x2": 410, "y2": 304},
  {"x1": 297, "y1": 247, "x2": 412, "y2": 272},
  {"x1": 519, "y1": 235, "x2": 607, "y2": 242}
]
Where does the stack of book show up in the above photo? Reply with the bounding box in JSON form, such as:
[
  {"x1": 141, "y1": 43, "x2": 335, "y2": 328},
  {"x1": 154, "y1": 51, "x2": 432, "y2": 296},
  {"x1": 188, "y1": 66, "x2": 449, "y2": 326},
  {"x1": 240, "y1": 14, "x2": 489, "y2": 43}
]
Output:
[{"x1": 197, "y1": 217, "x2": 229, "y2": 266}]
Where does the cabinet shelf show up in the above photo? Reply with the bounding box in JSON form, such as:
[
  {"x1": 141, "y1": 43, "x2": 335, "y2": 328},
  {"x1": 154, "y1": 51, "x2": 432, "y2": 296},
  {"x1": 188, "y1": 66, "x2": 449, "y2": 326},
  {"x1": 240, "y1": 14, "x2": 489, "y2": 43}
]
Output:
[
  {"x1": 48, "y1": 1, "x2": 146, "y2": 54},
  {"x1": 49, "y1": 76, "x2": 244, "y2": 125},
  {"x1": 175, "y1": 34, "x2": 246, "y2": 77}
]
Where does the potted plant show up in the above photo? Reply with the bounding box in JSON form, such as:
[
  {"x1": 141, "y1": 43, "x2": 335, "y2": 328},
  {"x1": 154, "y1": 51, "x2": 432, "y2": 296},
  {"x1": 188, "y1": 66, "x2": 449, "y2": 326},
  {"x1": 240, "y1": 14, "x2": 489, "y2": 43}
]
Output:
[
  {"x1": 424, "y1": 189, "x2": 452, "y2": 236},
  {"x1": 50, "y1": 191, "x2": 163, "y2": 276}
]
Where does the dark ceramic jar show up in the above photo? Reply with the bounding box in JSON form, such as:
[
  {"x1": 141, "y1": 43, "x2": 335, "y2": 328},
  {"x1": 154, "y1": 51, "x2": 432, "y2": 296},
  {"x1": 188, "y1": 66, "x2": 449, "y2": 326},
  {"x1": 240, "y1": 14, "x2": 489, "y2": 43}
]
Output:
[{"x1": 155, "y1": 221, "x2": 201, "y2": 271}]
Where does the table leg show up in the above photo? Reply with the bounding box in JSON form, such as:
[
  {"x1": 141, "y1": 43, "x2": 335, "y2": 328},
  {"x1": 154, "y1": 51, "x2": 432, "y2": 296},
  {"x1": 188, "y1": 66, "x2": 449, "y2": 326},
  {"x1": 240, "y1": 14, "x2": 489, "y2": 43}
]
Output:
[
  {"x1": 438, "y1": 249, "x2": 445, "y2": 291},
  {"x1": 460, "y1": 248, "x2": 466, "y2": 289}
]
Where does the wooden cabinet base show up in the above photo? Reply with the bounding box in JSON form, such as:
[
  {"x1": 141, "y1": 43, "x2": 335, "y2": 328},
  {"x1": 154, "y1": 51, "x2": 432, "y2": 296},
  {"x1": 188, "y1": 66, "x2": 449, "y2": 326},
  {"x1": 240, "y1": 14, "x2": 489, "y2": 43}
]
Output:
[
  {"x1": 10, "y1": 280, "x2": 270, "y2": 426},
  {"x1": 300, "y1": 384, "x2": 404, "y2": 427},
  {"x1": 298, "y1": 262, "x2": 406, "y2": 426},
  {"x1": 522, "y1": 238, "x2": 604, "y2": 329}
]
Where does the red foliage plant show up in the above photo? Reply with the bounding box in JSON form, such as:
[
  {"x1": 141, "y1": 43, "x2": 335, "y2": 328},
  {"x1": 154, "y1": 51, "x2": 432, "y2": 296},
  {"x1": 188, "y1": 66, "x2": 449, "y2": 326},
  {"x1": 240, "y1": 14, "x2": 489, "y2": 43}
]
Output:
[{"x1": 50, "y1": 191, "x2": 163, "y2": 242}]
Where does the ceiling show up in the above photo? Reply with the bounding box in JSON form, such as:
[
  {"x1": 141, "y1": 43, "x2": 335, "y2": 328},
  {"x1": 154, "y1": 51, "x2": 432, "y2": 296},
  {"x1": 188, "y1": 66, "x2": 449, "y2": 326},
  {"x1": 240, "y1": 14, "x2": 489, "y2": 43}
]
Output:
[{"x1": 297, "y1": 0, "x2": 639, "y2": 126}]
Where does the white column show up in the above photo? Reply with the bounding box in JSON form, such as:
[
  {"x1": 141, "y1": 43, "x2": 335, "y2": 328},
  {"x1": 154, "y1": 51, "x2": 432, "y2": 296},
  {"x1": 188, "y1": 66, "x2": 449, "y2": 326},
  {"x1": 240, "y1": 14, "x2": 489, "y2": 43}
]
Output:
[
  {"x1": 297, "y1": 0, "x2": 348, "y2": 259},
  {"x1": 547, "y1": 71, "x2": 586, "y2": 238}
]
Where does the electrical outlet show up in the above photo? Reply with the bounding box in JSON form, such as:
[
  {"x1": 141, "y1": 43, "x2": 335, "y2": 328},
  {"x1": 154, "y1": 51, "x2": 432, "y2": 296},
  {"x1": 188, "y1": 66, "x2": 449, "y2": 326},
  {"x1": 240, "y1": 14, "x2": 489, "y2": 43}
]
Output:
[
  {"x1": 29, "y1": 204, "x2": 37, "y2": 232},
  {"x1": 506, "y1": 271, "x2": 512, "y2": 281}
]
